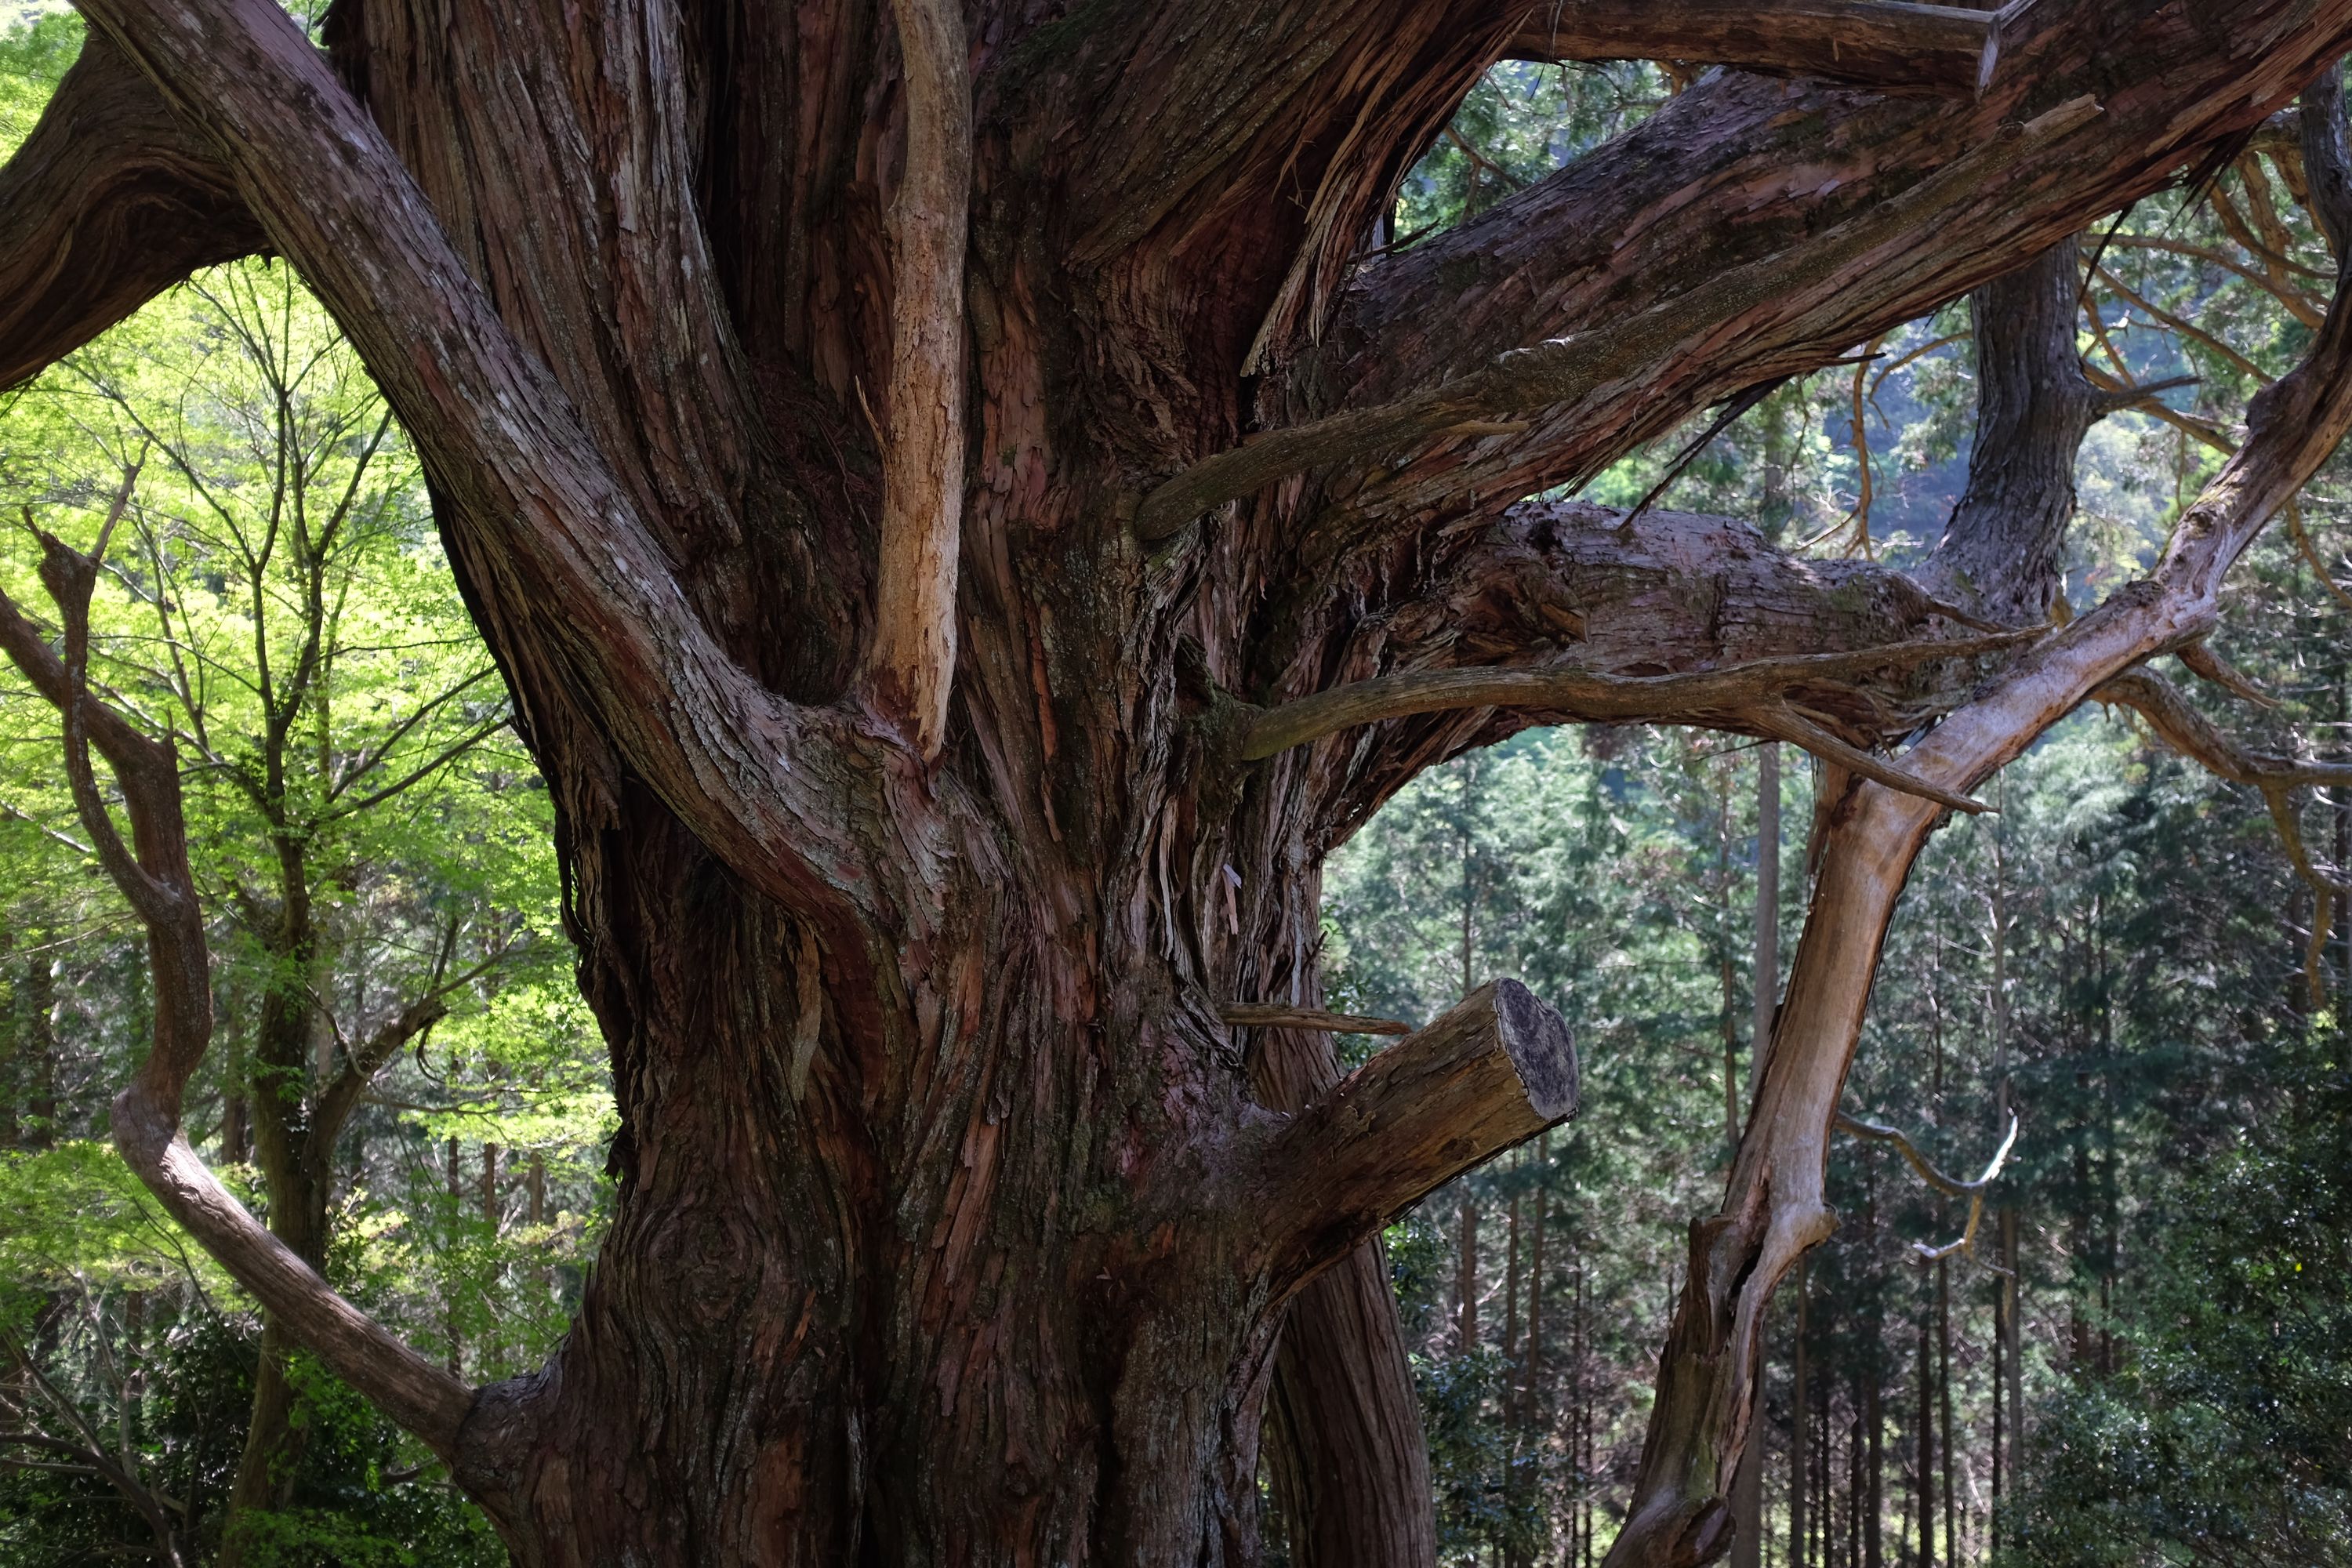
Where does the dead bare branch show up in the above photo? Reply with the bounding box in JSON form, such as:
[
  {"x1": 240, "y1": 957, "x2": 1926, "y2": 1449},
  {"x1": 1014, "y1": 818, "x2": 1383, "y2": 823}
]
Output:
[
  {"x1": 1835, "y1": 1108, "x2": 2019, "y2": 1272},
  {"x1": 0, "y1": 492, "x2": 474, "y2": 1459}
]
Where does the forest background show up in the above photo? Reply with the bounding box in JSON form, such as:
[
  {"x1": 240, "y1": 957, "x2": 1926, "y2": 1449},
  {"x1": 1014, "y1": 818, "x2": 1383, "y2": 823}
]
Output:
[{"x1": 0, "y1": 10, "x2": 2346, "y2": 1566}]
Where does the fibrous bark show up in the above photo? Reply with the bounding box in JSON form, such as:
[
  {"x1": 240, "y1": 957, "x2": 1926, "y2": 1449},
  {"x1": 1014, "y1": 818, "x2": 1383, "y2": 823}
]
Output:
[
  {"x1": 5, "y1": 0, "x2": 2351, "y2": 1561},
  {"x1": 0, "y1": 33, "x2": 260, "y2": 390}
]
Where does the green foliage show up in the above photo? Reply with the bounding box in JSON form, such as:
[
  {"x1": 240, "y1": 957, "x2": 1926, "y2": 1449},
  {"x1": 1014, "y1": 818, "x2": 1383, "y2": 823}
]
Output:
[{"x1": 0, "y1": 25, "x2": 608, "y2": 1555}]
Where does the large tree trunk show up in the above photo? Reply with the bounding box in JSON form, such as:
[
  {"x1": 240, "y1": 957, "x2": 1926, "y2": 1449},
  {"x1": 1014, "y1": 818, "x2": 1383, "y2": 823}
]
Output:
[{"x1": 8, "y1": 0, "x2": 2352, "y2": 1561}]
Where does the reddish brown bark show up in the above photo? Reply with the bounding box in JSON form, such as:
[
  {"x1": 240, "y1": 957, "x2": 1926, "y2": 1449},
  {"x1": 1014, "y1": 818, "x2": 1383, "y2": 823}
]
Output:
[{"x1": 5, "y1": 0, "x2": 2351, "y2": 1563}]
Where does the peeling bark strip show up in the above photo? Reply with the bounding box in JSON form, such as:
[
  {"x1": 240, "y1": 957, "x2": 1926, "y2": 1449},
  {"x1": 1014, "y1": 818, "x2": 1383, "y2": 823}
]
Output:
[
  {"x1": 1221, "y1": 1004, "x2": 1413, "y2": 1035},
  {"x1": 1265, "y1": 979, "x2": 1578, "y2": 1288},
  {"x1": 869, "y1": 0, "x2": 973, "y2": 758},
  {"x1": 1504, "y1": 0, "x2": 2003, "y2": 97},
  {"x1": 6, "y1": 0, "x2": 2352, "y2": 1559}
]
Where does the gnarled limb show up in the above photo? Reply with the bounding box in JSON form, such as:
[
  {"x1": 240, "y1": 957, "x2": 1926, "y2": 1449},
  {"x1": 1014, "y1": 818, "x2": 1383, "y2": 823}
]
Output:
[
  {"x1": 2303, "y1": 58, "x2": 2352, "y2": 257},
  {"x1": 1603, "y1": 206, "x2": 2352, "y2": 1568},
  {"x1": 0, "y1": 31, "x2": 261, "y2": 390},
  {"x1": 1254, "y1": 0, "x2": 2352, "y2": 546},
  {"x1": 1257, "y1": 979, "x2": 1577, "y2": 1291},
  {"x1": 1239, "y1": 629, "x2": 2037, "y2": 810},
  {"x1": 868, "y1": 0, "x2": 972, "y2": 759},
  {"x1": 0, "y1": 508, "x2": 473, "y2": 1461},
  {"x1": 1136, "y1": 98, "x2": 2100, "y2": 539},
  {"x1": 1504, "y1": 0, "x2": 2003, "y2": 97},
  {"x1": 75, "y1": 0, "x2": 878, "y2": 923},
  {"x1": 1256, "y1": 495, "x2": 2026, "y2": 846}
]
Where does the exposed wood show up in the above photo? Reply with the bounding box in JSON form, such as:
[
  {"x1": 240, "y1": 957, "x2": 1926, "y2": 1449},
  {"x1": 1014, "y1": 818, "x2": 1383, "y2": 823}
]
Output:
[
  {"x1": 868, "y1": 0, "x2": 974, "y2": 759},
  {"x1": 1221, "y1": 1004, "x2": 1413, "y2": 1035},
  {"x1": 1835, "y1": 1109, "x2": 2019, "y2": 1267},
  {"x1": 1262, "y1": 979, "x2": 1579, "y2": 1289},
  {"x1": 1503, "y1": 0, "x2": 2003, "y2": 98},
  {"x1": 0, "y1": 34, "x2": 260, "y2": 390}
]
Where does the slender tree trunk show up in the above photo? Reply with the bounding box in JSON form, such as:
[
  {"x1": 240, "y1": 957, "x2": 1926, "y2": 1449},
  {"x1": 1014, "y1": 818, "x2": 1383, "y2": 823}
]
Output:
[
  {"x1": 1866, "y1": 1179, "x2": 1885, "y2": 1568},
  {"x1": 1461, "y1": 1198, "x2": 1483, "y2": 1354},
  {"x1": 1790, "y1": 1258, "x2": 1809, "y2": 1568},
  {"x1": 445, "y1": 1136, "x2": 463, "y2": 1378},
  {"x1": 1914, "y1": 1307, "x2": 1933, "y2": 1568},
  {"x1": 1936, "y1": 1261, "x2": 1954, "y2": 1568},
  {"x1": 22, "y1": 952, "x2": 55, "y2": 1148},
  {"x1": 1527, "y1": 1134, "x2": 1548, "y2": 1444},
  {"x1": 0, "y1": 931, "x2": 16, "y2": 1149},
  {"x1": 2000, "y1": 1207, "x2": 2023, "y2": 1528}
]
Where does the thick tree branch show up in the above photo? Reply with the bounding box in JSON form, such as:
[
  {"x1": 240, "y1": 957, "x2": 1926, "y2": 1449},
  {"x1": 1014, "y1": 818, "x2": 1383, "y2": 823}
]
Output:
[
  {"x1": 1137, "y1": 99, "x2": 2099, "y2": 540},
  {"x1": 74, "y1": 0, "x2": 878, "y2": 921},
  {"x1": 1240, "y1": 630, "x2": 2036, "y2": 811},
  {"x1": 0, "y1": 519, "x2": 474, "y2": 1461},
  {"x1": 868, "y1": 0, "x2": 973, "y2": 760},
  {"x1": 1504, "y1": 0, "x2": 2003, "y2": 98},
  {"x1": 2303, "y1": 59, "x2": 2352, "y2": 263},
  {"x1": 1257, "y1": 0, "x2": 2352, "y2": 549},
  {"x1": 1259, "y1": 979, "x2": 1577, "y2": 1290},
  {"x1": 1221, "y1": 1004, "x2": 1412, "y2": 1036},
  {"x1": 1920, "y1": 239, "x2": 2101, "y2": 623},
  {"x1": 0, "y1": 33, "x2": 262, "y2": 391}
]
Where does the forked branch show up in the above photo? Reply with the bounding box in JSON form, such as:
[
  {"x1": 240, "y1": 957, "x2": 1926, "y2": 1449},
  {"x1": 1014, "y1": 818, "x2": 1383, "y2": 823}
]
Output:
[
  {"x1": 1261, "y1": 979, "x2": 1577, "y2": 1290},
  {"x1": 868, "y1": 0, "x2": 974, "y2": 760},
  {"x1": 1836, "y1": 1109, "x2": 2019, "y2": 1271},
  {"x1": 1606, "y1": 193, "x2": 2352, "y2": 1568},
  {"x1": 75, "y1": 0, "x2": 876, "y2": 922},
  {"x1": 0, "y1": 497, "x2": 473, "y2": 1458},
  {"x1": 1504, "y1": 0, "x2": 2005, "y2": 98}
]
